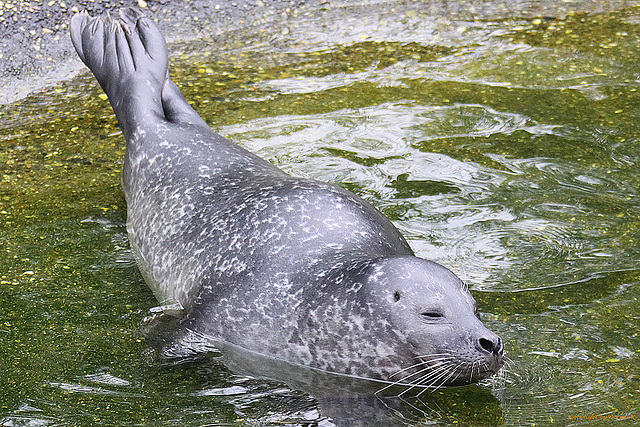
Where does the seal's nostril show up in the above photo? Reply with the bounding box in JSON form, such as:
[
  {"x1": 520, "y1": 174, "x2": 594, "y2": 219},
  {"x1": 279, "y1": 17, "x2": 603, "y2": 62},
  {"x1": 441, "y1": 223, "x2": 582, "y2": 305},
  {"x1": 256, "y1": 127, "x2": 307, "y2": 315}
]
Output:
[
  {"x1": 479, "y1": 336, "x2": 503, "y2": 355},
  {"x1": 479, "y1": 337, "x2": 494, "y2": 353}
]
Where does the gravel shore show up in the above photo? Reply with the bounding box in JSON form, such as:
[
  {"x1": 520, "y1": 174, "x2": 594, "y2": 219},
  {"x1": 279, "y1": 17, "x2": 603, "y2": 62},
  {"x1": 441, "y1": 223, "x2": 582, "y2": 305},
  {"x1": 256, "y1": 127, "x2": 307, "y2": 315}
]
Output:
[
  {"x1": 0, "y1": 0, "x2": 315, "y2": 104},
  {"x1": 1, "y1": 0, "x2": 634, "y2": 105}
]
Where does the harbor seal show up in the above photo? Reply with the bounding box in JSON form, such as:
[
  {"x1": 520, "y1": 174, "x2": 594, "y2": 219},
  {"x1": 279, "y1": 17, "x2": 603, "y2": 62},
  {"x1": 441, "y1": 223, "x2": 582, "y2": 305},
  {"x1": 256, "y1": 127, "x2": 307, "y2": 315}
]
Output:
[{"x1": 70, "y1": 9, "x2": 504, "y2": 389}]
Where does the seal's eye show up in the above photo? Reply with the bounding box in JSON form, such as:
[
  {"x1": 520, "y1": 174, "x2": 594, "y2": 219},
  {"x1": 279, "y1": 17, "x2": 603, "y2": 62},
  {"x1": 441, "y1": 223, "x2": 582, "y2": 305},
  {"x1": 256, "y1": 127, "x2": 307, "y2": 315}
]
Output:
[
  {"x1": 393, "y1": 291, "x2": 401, "y2": 302},
  {"x1": 420, "y1": 311, "x2": 443, "y2": 319}
]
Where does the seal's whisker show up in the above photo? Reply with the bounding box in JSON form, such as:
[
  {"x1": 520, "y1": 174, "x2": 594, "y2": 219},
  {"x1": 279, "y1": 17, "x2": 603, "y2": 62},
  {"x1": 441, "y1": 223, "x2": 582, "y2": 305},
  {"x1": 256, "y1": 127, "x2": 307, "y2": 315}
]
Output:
[
  {"x1": 388, "y1": 361, "x2": 431, "y2": 379},
  {"x1": 469, "y1": 360, "x2": 478, "y2": 383},
  {"x1": 396, "y1": 361, "x2": 457, "y2": 397},
  {"x1": 433, "y1": 364, "x2": 465, "y2": 395},
  {"x1": 391, "y1": 359, "x2": 455, "y2": 386},
  {"x1": 429, "y1": 365, "x2": 459, "y2": 392},
  {"x1": 471, "y1": 360, "x2": 482, "y2": 378},
  {"x1": 416, "y1": 372, "x2": 446, "y2": 397},
  {"x1": 376, "y1": 374, "x2": 419, "y2": 396},
  {"x1": 378, "y1": 361, "x2": 450, "y2": 397},
  {"x1": 403, "y1": 361, "x2": 453, "y2": 385},
  {"x1": 503, "y1": 356, "x2": 517, "y2": 369},
  {"x1": 430, "y1": 360, "x2": 463, "y2": 388},
  {"x1": 448, "y1": 366, "x2": 465, "y2": 388},
  {"x1": 387, "y1": 355, "x2": 455, "y2": 379},
  {"x1": 413, "y1": 350, "x2": 457, "y2": 359},
  {"x1": 412, "y1": 352, "x2": 453, "y2": 360},
  {"x1": 411, "y1": 367, "x2": 452, "y2": 396},
  {"x1": 428, "y1": 361, "x2": 465, "y2": 393},
  {"x1": 374, "y1": 383, "x2": 395, "y2": 396},
  {"x1": 387, "y1": 363, "x2": 440, "y2": 390},
  {"x1": 375, "y1": 365, "x2": 434, "y2": 395},
  {"x1": 472, "y1": 360, "x2": 481, "y2": 383}
]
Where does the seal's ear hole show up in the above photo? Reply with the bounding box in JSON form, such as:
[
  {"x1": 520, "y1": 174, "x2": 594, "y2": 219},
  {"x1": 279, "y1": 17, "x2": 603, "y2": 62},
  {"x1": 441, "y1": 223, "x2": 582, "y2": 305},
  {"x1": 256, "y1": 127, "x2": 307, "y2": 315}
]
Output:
[{"x1": 393, "y1": 291, "x2": 401, "y2": 302}]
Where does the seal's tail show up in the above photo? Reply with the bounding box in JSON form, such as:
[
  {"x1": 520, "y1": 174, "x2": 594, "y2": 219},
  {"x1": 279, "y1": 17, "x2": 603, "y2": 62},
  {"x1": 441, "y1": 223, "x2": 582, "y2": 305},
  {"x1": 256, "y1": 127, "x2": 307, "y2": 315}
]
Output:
[{"x1": 70, "y1": 9, "x2": 207, "y2": 135}]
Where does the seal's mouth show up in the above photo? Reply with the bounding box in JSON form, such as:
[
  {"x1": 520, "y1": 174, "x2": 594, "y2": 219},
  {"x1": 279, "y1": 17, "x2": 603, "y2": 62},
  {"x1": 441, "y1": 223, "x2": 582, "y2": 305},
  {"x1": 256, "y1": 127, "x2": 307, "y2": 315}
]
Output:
[
  {"x1": 445, "y1": 353, "x2": 505, "y2": 386},
  {"x1": 484, "y1": 351, "x2": 506, "y2": 374}
]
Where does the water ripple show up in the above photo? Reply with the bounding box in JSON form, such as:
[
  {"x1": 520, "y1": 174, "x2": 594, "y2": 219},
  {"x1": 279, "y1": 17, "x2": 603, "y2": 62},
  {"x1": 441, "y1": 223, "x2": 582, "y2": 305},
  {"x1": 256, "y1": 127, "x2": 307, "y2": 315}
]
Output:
[{"x1": 223, "y1": 92, "x2": 638, "y2": 292}]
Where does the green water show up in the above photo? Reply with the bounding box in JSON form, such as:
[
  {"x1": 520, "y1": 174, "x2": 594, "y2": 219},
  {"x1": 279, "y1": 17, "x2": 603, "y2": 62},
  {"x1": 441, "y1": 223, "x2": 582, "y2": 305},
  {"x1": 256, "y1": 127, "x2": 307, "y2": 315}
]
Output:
[{"x1": 1, "y1": 2, "x2": 639, "y2": 426}]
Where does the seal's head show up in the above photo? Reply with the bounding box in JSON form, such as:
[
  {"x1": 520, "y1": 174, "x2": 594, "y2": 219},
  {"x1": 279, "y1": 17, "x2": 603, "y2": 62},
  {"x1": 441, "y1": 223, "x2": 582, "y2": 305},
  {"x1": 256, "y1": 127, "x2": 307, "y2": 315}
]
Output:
[
  {"x1": 299, "y1": 256, "x2": 504, "y2": 389},
  {"x1": 364, "y1": 256, "x2": 504, "y2": 388}
]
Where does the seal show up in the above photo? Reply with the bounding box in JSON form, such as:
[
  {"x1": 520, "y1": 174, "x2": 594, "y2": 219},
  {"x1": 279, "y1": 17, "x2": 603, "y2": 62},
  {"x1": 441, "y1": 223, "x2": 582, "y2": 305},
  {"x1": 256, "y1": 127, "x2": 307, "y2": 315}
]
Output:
[{"x1": 70, "y1": 9, "x2": 504, "y2": 389}]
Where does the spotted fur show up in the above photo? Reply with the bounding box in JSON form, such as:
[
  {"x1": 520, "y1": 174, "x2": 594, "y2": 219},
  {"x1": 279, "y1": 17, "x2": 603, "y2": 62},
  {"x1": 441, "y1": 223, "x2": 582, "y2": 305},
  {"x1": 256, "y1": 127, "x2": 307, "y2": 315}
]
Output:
[{"x1": 70, "y1": 9, "x2": 504, "y2": 387}]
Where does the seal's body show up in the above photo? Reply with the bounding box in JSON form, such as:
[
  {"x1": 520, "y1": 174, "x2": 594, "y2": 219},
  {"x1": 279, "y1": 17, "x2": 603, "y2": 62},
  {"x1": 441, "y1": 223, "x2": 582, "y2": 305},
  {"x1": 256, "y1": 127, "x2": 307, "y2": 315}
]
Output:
[{"x1": 71, "y1": 10, "x2": 504, "y2": 388}]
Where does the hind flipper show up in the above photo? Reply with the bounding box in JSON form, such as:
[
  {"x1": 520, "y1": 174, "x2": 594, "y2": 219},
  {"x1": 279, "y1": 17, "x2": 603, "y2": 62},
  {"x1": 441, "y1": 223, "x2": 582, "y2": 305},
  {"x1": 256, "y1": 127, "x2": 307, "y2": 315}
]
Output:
[
  {"x1": 161, "y1": 79, "x2": 209, "y2": 127},
  {"x1": 70, "y1": 11, "x2": 90, "y2": 64},
  {"x1": 71, "y1": 9, "x2": 211, "y2": 134},
  {"x1": 70, "y1": 9, "x2": 170, "y2": 136}
]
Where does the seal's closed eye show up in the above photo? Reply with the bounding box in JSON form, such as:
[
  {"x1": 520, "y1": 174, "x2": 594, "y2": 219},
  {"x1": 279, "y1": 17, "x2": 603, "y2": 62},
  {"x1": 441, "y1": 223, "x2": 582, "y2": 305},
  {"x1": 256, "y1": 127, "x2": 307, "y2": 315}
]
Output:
[{"x1": 420, "y1": 311, "x2": 443, "y2": 319}]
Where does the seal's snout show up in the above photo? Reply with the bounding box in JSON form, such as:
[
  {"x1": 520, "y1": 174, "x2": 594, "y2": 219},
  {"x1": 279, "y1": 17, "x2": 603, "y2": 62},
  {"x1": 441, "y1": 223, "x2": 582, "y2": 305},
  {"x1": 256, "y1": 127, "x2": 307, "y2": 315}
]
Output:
[{"x1": 477, "y1": 333, "x2": 505, "y2": 375}]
